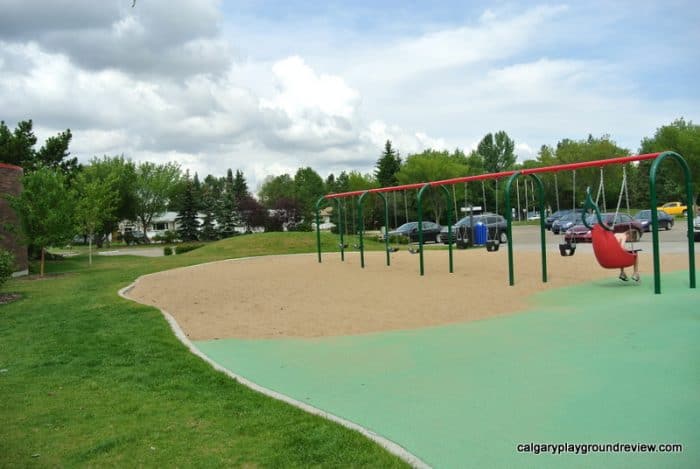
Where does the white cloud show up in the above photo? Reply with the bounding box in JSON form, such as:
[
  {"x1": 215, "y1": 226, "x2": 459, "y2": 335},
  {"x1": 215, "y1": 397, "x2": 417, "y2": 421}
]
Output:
[
  {"x1": 515, "y1": 143, "x2": 536, "y2": 162},
  {"x1": 1, "y1": 2, "x2": 698, "y2": 194},
  {"x1": 362, "y1": 121, "x2": 448, "y2": 156},
  {"x1": 342, "y1": 4, "x2": 568, "y2": 84},
  {"x1": 263, "y1": 56, "x2": 359, "y2": 119}
]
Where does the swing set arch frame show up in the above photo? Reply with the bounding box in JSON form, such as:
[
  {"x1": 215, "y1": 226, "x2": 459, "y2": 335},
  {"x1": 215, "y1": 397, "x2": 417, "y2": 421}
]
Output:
[{"x1": 316, "y1": 151, "x2": 695, "y2": 294}]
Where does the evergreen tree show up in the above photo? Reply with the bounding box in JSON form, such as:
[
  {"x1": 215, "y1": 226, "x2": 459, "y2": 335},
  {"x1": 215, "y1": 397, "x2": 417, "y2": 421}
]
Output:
[
  {"x1": 325, "y1": 173, "x2": 336, "y2": 193},
  {"x1": 375, "y1": 140, "x2": 402, "y2": 187},
  {"x1": 192, "y1": 172, "x2": 202, "y2": 208},
  {"x1": 176, "y1": 179, "x2": 200, "y2": 241},
  {"x1": 200, "y1": 209, "x2": 218, "y2": 241},
  {"x1": 0, "y1": 120, "x2": 79, "y2": 178},
  {"x1": 232, "y1": 170, "x2": 249, "y2": 199},
  {"x1": 217, "y1": 172, "x2": 237, "y2": 237},
  {"x1": 199, "y1": 186, "x2": 219, "y2": 241}
]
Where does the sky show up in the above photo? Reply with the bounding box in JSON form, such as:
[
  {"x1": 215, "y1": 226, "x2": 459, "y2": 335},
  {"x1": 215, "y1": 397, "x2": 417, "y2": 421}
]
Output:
[{"x1": 1, "y1": 0, "x2": 699, "y2": 192}]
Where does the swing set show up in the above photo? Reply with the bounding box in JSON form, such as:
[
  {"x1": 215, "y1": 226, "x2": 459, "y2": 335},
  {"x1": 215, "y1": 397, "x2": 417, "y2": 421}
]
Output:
[{"x1": 315, "y1": 151, "x2": 695, "y2": 294}]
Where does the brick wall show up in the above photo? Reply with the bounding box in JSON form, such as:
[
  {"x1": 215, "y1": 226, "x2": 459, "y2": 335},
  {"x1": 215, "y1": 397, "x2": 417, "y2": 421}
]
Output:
[{"x1": 0, "y1": 163, "x2": 28, "y2": 275}]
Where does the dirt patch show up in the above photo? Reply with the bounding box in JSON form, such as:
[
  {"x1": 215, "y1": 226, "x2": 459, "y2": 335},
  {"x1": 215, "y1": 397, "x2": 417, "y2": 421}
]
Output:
[
  {"x1": 124, "y1": 248, "x2": 694, "y2": 340},
  {"x1": 0, "y1": 293, "x2": 22, "y2": 305}
]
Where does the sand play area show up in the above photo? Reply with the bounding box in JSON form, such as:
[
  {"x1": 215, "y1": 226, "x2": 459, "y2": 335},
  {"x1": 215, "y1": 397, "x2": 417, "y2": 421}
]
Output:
[{"x1": 124, "y1": 247, "x2": 693, "y2": 340}]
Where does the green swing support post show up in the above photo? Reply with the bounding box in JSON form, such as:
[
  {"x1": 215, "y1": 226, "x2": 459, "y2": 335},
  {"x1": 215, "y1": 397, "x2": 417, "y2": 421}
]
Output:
[
  {"x1": 315, "y1": 196, "x2": 345, "y2": 263},
  {"x1": 649, "y1": 151, "x2": 695, "y2": 294},
  {"x1": 416, "y1": 184, "x2": 454, "y2": 276},
  {"x1": 504, "y1": 172, "x2": 547, "y2": 286}
]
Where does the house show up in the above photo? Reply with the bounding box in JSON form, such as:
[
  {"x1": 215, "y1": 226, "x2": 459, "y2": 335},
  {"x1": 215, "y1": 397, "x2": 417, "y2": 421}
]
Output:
[
  {"x1": 118, "y1": 211, "x2": 264, "y2": 240},
  {"x1": 119, "y1": 211, "x2": 183, "y2": 240},
  {"x1": 312, "y1": 206, "x2": 336, "y2": 231}
]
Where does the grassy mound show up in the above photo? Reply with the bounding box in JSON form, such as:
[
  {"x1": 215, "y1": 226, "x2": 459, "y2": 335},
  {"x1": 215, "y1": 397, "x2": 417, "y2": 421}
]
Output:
[{"x1": 0, "y1": 232, "x2": 407, "y2": 467}]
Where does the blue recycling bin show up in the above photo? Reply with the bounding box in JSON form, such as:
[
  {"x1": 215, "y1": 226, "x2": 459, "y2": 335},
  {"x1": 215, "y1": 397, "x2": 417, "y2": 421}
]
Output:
[{"x1": 474, "y1": 222, "x2": 487, "y2": 245}]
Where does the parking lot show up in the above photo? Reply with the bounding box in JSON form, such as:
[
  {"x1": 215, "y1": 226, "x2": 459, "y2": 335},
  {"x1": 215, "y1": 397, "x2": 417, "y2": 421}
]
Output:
[{"x1": 511, "y1": 222, "x2": 695, "y2": 253}]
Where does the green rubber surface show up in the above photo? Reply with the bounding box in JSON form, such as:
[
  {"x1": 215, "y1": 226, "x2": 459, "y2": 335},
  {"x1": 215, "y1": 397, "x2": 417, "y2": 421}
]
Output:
[{"x1": 195, "y1": 271, "x2": 699, "y2": 468}]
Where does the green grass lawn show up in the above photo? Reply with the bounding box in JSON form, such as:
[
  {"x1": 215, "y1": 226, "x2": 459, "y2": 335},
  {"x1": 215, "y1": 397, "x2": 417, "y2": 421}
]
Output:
[{"x1": 0, "y1": 233, "x2": 407, "y2": 467}]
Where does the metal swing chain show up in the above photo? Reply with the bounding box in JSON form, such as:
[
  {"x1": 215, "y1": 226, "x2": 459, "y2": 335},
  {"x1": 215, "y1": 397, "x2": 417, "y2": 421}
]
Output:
[
  {"x1": 403, "y1": 190, "x2": 409, "y2": 223},
  {"x1": 452, "y1": 185, "x2": 458, "y2": 221},
  {"x1": 569, "y1": 170, "x2": 577, "y2": 248},
  {"x1": 495, "y1": 179, "x2": 499, "y2": 215},
  {"x1": 622, "y1": 166, "x2": 635, "y2": 246},
  {"x1": 554, "y1": 173, "x2": 560, "y2": 212},
  {"x1": 613, "y1": 166, "x2": 627, "y2": 231},
  {"x1": 601, "y1": 168, "x2": 607, "y2": 213},
  {"x1": 524, "y1": 178, "x2": 528, "y2": 218},
  {"x1": 595, "y1": 167, "x2": 606, "y2": 213},
  {"x1": 481, "y1": 180, "x2": 487, "y2": 213},
  {"x1": 516, "y1": 178, "x2": 521, "y2": 221}
]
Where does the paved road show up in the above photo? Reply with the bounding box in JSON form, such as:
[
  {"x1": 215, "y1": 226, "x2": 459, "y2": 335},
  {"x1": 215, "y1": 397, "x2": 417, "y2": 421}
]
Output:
[{"x1": 98, "y1": 247, "x2": 164, "y2": 257}]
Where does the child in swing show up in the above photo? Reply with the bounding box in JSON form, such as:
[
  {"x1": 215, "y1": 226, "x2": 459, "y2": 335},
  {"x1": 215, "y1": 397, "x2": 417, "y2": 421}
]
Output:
[{"x1": 615, "y1": 230, "x2": 640, "y2": 282}]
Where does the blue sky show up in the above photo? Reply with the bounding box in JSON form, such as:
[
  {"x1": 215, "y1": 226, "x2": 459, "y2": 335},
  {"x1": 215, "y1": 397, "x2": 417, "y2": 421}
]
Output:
[{"x1": 0, "y1": 0, "x2": 698, "y2": 190}]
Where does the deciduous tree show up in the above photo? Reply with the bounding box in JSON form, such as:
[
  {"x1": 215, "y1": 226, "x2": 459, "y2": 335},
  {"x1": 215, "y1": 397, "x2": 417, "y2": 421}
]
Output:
[
  {"x1": 8, "y1": 168, "x2": 75, "y2": 276},
  {"x1": 396, "y1": 150, "x2": 466, "y2": 223},
  {"x1": 134, "y1": 162, "x2": 181, "y2": 242},
  {"x1": 636, "y1": 118, "x2": 700, "y2": 208},
  {"x1": 74, "y1": 168, "x2": 118, "y2": 265}
]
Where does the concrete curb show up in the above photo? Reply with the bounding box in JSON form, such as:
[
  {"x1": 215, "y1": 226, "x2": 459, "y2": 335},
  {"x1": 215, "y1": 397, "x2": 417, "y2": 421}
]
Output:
[{"x1": 118, "y1": 254, "x2": 431, "y2": 469}]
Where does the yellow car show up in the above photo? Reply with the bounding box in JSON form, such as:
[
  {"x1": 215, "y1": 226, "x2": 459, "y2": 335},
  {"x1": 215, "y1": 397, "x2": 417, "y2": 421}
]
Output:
[{"x1": 658, "y1": 201, "x2": 688, "y2": 216}]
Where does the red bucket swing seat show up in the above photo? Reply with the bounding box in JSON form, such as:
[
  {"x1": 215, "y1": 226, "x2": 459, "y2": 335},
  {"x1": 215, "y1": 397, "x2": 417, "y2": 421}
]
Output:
[{"x1": 590, "y1": 224, "x2": 637, "y2": 269}]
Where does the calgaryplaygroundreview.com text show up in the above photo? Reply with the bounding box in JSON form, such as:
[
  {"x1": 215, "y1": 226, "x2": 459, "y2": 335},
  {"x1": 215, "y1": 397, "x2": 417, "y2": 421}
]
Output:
[{"x1": 516, "y1": 442, "x2": 683, "y2": 455}]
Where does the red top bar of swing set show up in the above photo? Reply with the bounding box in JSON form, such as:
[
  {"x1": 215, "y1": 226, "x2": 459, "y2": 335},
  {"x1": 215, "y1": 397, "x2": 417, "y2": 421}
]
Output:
[{"x1": 324, "y1": 152, "x2": 662, "y2": 199}]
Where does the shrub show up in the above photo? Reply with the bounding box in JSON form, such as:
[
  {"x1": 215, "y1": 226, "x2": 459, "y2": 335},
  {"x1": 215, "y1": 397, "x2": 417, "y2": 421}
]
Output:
[
  {"x1": 289, "y1": 220, "x2": 312, "y2": 232},
  {"x1": 175, "y1": 243, "x2": 204, "y2": 255},
  {"x1": 163, "y1": 246, "x2": 173, "y2": 256},
  {"x1": 0, "y1": 249, "x2": 14, "y2": 289},
  {"x1": 162, "y1": 230, "x2": 178, "y2": 244},
  {"x1": 388, "y1": 234, "x2": 409, "y2": 245}
]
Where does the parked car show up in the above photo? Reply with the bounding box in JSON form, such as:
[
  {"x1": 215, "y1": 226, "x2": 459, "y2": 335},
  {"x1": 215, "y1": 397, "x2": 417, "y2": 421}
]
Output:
[
  {"x1": 564, "y1": 213, "x2": 643, "y2": 244},
  {"x1": 387, "y1": 221, "x2": 442, "y2": 243},
  {"x1": 633, "y1": 209, "x2": 674, "y2": 231},
  {"x1": 439, "y1": 213, "x2": 508, "y2": 245},
  {"x1": 545, "y1": 209, "x2": 583, "y2": 230},
  {"x1": 658, "y1": 201, "x2": 688, "y2": 216},
  {"x1": 551, "y1": 211, "x2": 585, "y2": 234},
  {"x1": 694, "y1": 215, "x2": 700, "y2": 242}
]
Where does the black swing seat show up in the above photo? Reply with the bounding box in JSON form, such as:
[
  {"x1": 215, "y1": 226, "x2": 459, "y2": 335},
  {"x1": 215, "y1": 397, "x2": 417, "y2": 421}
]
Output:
[
  {"x1": 338, "y1": 243, "x2": 348, "y2": 249},
  {"x1": 408, "y1": 246, "x2": 420, "y2": 254},
  {"x1": 559, "y1": 242, "x2": 576, "y2": 256},
  {"x1": 485, "y1": 240, "x2": 500, "y2": 252},
  {"x1": 387, "y1": 247, "x2": 399, "y2": 253}
]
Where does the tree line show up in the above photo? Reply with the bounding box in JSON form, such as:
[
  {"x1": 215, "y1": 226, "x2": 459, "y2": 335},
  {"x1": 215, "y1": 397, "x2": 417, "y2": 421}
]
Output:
[
  {"x1": 258, "y1": 119, "x2": 699, "y2": 231},
  {"x1": 2, "y1": 118, "x2": 698, "y2": 274}
]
